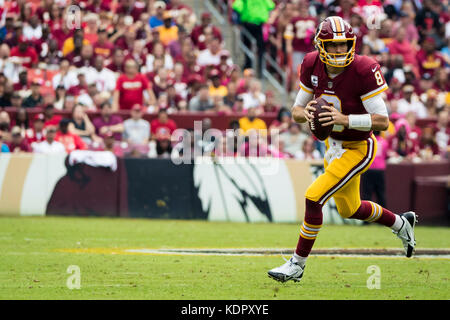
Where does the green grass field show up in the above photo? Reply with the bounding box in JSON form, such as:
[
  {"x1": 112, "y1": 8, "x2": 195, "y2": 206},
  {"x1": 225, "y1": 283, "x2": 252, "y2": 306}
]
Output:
[{"x1": 0, "y1": 216, "x2": 449, "y2": 300}]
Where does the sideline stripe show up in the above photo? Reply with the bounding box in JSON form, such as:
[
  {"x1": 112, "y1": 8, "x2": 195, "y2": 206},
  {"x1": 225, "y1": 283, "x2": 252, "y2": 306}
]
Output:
[{"x1": 53, "y1": 247, "x2": 450, "y2": 260}]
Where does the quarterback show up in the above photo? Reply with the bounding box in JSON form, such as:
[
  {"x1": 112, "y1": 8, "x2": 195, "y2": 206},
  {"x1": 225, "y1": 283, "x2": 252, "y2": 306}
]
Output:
[{"x1": 268, "y1": 16, "x2": 418, "y2": 283}]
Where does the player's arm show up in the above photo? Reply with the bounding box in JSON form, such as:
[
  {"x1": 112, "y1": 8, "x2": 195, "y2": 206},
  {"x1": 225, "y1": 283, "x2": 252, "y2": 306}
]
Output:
[
  {"x1": 320, "y1": 62, "x2": 389, "y2": 131},
  {"x1": 319, "y1": 94, "x2": 389, "y2": 131},
  {"x1": 291, "y1": 83, "x2": 317, "y2": 124}
]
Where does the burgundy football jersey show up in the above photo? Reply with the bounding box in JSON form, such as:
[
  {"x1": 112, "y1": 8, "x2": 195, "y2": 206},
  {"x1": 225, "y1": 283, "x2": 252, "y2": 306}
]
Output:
[
  {"x1": 299, "y1": 51, "x2": 388, "y2": 141},
  {"x1": 284, "y1": 17, "x2": 317, "y2": 53}
]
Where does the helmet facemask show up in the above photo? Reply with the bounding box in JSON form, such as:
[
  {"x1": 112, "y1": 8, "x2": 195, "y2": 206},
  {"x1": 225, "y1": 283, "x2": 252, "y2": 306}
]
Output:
[{"x1": 315, "y1": 38, "x2": 356, "y2": 68}]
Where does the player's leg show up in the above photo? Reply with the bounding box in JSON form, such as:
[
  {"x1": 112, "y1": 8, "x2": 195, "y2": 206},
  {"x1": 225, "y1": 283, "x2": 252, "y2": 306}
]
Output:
[
  {"x1": 267, "y1": 172, "x2": 334, "y2": 283},
  {"x1": 269, "y1": 136, "x2": 378, "y2": 282},
  {"x1": 334, "y1": 172, "x2": 417, "y2": 257}
]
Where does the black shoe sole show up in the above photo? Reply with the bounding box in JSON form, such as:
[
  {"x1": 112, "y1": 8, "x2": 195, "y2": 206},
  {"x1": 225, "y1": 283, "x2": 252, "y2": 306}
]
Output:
[
  {"x1": 402, "y1": 211, "x2": 418, "y2": 258},
  {"x1": 267, "y1": 271, "x2": 303, "y2": 283}
]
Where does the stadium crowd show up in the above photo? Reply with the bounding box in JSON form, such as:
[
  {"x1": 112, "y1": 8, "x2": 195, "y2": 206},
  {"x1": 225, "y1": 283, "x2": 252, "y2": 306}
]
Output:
[{"x1": 0, "y1": 0, "x2": 448, "y2": 162}]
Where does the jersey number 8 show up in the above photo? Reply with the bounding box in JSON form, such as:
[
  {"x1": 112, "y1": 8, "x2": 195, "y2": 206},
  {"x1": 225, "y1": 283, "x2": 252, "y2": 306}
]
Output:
[{"x1": 374, "y1": 70, "x2": 384, "y2": 86}]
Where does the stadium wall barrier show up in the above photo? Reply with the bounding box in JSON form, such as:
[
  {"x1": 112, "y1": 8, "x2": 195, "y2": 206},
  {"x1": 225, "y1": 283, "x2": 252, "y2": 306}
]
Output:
[
  {"x1": 3, "y1": 107, "x2": 442, "y2": 131},
  {"x1": 0, "y1": 154, "x2": 448, "y2": 225}
]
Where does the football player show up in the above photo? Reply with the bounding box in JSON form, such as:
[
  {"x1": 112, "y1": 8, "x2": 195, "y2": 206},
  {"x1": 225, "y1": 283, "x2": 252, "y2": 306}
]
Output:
[{"x1": 268, "y1": 16, "x2": 418, "y2": 283}]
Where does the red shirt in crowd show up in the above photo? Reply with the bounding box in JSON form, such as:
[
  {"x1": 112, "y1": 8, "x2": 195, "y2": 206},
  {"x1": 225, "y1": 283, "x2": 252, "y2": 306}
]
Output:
[
  {"x1": 150, "y1": 118, "x2": 177, "y2": 136},
  {"x1": 25, "y1": 128, "x2": 46, "y2": 144},
  {"x1": 7, "y1": 139, "x2": 32, "y2": 153},
  {"x1": 191, "y1": 25, "x2": 223, "y2": 51},
  {"x1": 93, "y1": 41, "x2": 114, "y2": 58},
  {"x1": 116, "y1": 73, "x2": 150, "y2": 110},
  {"x1": 44, "y1": 115, "x2": 63, "y2": 128},
  {"x1": 10, "y1": 46, "x2": 39, "y2": 68},
  {"x1": 55, "y1": 131, "x2": 87, "y2": 153},
  {"x1": 416, "y1": 49, "x2": 446, "y2": 77}
]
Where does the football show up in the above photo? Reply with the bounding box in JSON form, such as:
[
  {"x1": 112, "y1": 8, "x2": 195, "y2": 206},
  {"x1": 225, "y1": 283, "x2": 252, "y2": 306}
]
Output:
[{"x1": 309, "y1": 97, "x2": 333, "y2": 141}]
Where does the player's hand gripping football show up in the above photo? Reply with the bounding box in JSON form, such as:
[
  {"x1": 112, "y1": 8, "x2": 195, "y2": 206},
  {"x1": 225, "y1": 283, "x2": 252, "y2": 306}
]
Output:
[
  {"x1": 318, "y1": 105, "x2": 349, "y2": 127},
  {"x1": 303, "y1": 100, "x2": 317, "y2": 123}
]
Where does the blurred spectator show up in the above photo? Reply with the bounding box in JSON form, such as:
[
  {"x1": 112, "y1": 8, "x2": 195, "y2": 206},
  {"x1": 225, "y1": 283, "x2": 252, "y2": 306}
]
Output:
[
  {"x1": 191, "y1": 12, "x2": 223, "y2": 51},
  {"x1": 62, "y1": 28, "x2": 89, "y2": 57},
  {"x1": 197, "y1": 38, "x2": 227, "y2": 67},
  {"x1": 68, "y1": 104, "x2": 97, "y2": 144},
  {"x1": 113, "y1": 58, "x2": 156, "y2": 111},
  {"x1": 404, "y1": 111, "x2": 422, "y2": 146},
  {"x1": 362, "y1": 29, "x2": 386, "y2": 56},
  {"x1": 99, "y1": 131, "x2": 124, "y2": 157},
  {"x1": 81, "y1": 55, "x2": 116, "y2": 93},
  {"x1": 107, "y1": 49, "x2": 126, "y2": 73},
  {"x1": 239, "y1": 79, "x2": 266, "y2": 110},
  {"x1": 43, "y1": 104, "x2": 62, "y2": 128},
  {"x1": 150, "y1": 109, "x2": 177, "y2": 137},
  {"x1": 419, "y1": 126, "x2": 440, "y2": 159},
  {"x1": 262, "y1": 91, "x2": 281, "y2": 113},
  {"x1": 23, "y1": 15, "x2": 42, "y2": 42},
  {"x1": 416, "y1": 37, "x2": 446, "y2": 77},
  {"x1": 0, "y1": 129, "x2": 10, "y2": 153},
  {"x1": 83, "y1": 13, "x2": 100, "y2": 45},
  {"x1": 7, "y1": 126, "x2": 32, "y2": 152},
  {"x1": 294, "y1": 136, "x2": 321, "y2": 160},
  {"x1": 236, "y1": 68, "x2": 256, "y2": 94},
  {"x1": 387, "y1": 118, "x2": 419, "y2": 160},
  {"x1": 157, "y1": 11, "x2": 179, "y2": 46},
  {"x1": 13, "y1": 70, "x2": 30, "y2": 95},
  {"x1": 362, "y1": 131, "x2": 388, "y2": 207},
  {"x1": 189, "y1": 84, "x2": 214, "y2": 111},
  {"x1": 25, "y1": 113, "x2": 46, "y2": 147},
  {"x1": 238, "y1": 107, "x2": 267, "y2": 135},
  {"x1": 284, "y1": 0, "x2": 316, "y2": 80},
  {"x1": 0, "y1": 111, "x2": 11, "y2": 133},
  {"x1": 232, "y1": 0, "x2": 275, "y2": 76},
  {"x1": 52, "y1": 59, "x2": 79, "y2": 90},
  {"x1": 13, "y1": 108, "x2": 29, "y2": 131},
  {"x1": 145, "y1": 42, "x2": 174, "y2": 72},
  {"x1": 123, "y1": 104, "x2": 150, "y2": 145},
  {"x1": 0, "y1": 83, "x2": 11, "y2": 107},
  {"x1": 10, "y1": 36, "x2": 38, "y2": 69},
  {"x1": 433, "y1": 68, "x2": 449, "y2": 92},
  {"x1": 269, "y1": 108, "x2": 292, "y2": 135},
  {"x1": 279, "y1": 122, "x2": 309, "y2": 157},
  {"x1": 208, "y1": 69, "x2": 228, "y2": 98},
  {"x1": 392, "y1": 6, "x2": 419, "y2": 48},
  {"x1": 55, "y1": 118, "x2": 87, "y2": 153},
  {"x1": 93, "y1": 28, "x2": 114, "y2": 59},
  {"x1": 397, "y1": 85, "x2": 427, "y2": 118},
  {"x1": 223, "y1": 82, "x2": 238, "y2": 108},
  {"x1": 93, "y1": 102, "x2": 124, "y2": 141},
  {"x1": 387, "y1": 26, "x2": 417, "y2": 66},
  {"x1": 22, "y1": 80, "x2": 43, "y2": 108},
  {"x1": 149, "y1": 1, "x2": 167, "y2": 29},
  {"x1": 166, "y1": 84, "x2": 186, "y2": 111},
  {"x1": 422, "y1": 90, "x2": 441, "y2": 118},
  {"x1": 435, "y1": 110, "x2": 449, "y2": 157},
  {"x1": 414, "y1": 0, "x2": 442, "y2": 43},
  {"x1": 155, "y1": 130, "x2": 173, "y2": 159},
  {"x1": 32, "y1": 125, "x2": 66, "y2": 154}
]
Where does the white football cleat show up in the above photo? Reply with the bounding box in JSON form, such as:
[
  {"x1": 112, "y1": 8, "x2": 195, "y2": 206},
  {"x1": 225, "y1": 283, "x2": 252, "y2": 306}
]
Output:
[
  {"x1": 393, "y1": 211, "x2": 418, "y2": 258},
  {"x1": 268, "y1": 257, "x2": 305, "y2": 283}
]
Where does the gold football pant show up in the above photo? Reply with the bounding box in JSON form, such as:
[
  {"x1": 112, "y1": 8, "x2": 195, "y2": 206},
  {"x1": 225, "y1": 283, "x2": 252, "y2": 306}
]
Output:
[{"x1": 305, "y1": 135, "x2": 377, "y2": 218}]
